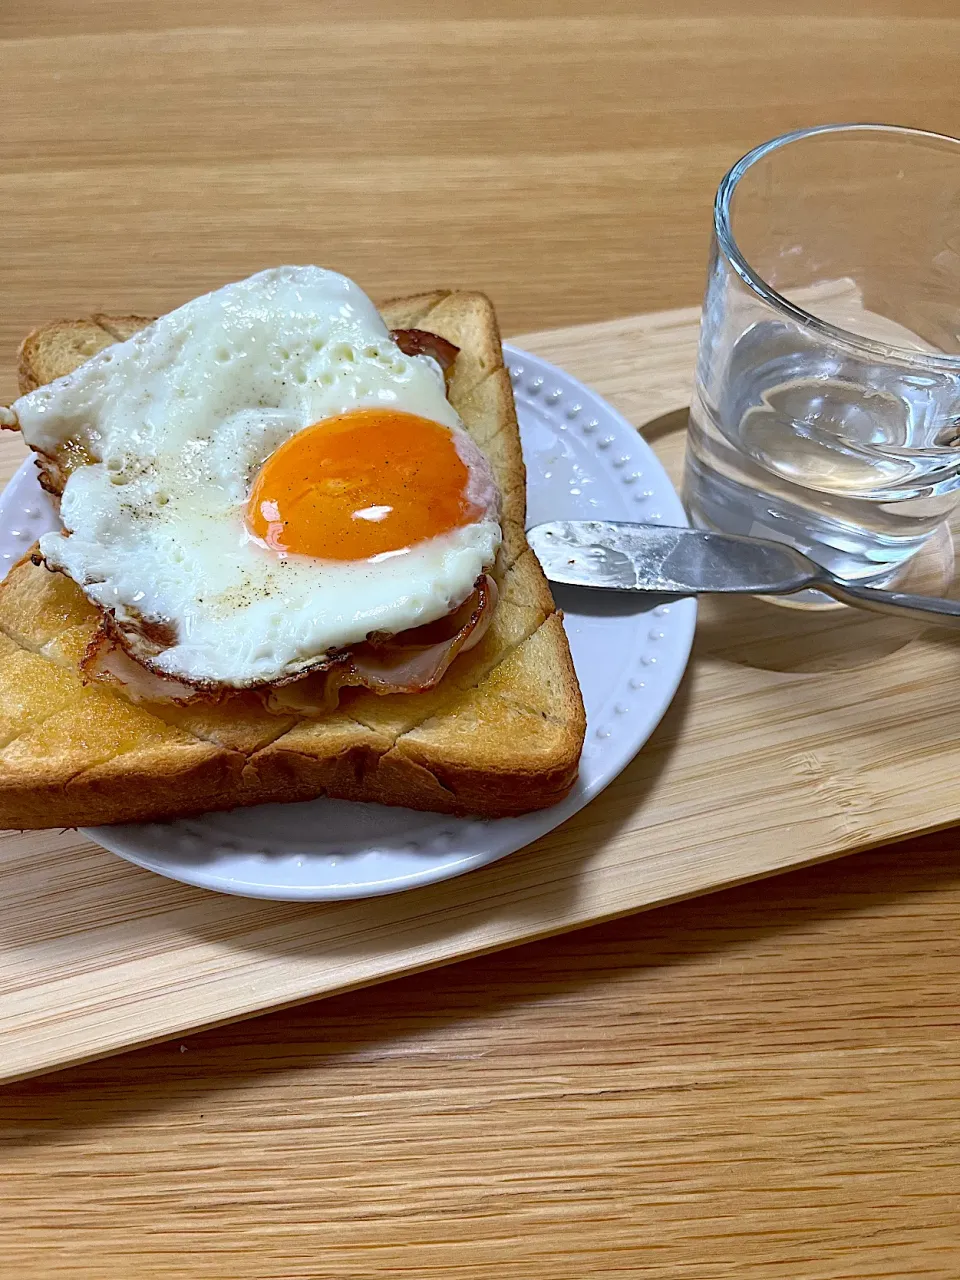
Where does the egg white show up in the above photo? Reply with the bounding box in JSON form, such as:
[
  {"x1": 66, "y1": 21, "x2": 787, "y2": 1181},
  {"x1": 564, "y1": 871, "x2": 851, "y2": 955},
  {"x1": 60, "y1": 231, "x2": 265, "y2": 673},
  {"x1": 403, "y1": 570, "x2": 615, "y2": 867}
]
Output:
[{"x1": 14, "y1": 266, "x2": 502, "y2": 685}]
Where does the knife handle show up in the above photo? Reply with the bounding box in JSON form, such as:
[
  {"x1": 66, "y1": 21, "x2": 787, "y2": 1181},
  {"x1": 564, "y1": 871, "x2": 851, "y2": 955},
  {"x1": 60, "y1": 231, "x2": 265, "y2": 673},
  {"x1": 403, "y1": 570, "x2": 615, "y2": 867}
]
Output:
[{"x1": 818, "y1": 580, "x2": 960, "y2": 629}]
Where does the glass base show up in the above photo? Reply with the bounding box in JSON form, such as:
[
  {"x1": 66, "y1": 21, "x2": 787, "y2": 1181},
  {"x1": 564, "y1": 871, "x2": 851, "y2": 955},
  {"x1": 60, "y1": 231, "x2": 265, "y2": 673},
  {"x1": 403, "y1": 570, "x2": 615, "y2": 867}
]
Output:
[{"x1": 683, "y1": 449, "x2": 943, "y2": 602}]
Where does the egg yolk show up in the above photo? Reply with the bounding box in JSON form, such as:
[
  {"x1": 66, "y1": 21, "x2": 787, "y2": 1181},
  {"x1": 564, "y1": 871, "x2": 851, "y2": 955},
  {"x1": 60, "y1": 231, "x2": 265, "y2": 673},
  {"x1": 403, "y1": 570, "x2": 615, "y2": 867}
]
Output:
[{"x1": 247, "y1": 408, "x2": 485, "y2": 560}]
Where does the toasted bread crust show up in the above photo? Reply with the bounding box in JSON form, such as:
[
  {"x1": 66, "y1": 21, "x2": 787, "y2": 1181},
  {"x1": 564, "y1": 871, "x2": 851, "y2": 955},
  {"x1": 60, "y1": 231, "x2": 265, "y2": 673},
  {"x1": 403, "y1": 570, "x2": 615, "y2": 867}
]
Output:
[{"x1": 0, "y1": 291, "x2": 585, "y2": 827}]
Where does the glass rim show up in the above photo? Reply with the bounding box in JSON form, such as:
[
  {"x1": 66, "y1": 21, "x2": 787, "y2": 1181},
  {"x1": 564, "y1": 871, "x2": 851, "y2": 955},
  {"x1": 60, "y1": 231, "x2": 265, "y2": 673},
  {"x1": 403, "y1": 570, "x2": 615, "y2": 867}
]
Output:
[{"x1": 715, "y1": 122, "x2": 960, "y2": 371}]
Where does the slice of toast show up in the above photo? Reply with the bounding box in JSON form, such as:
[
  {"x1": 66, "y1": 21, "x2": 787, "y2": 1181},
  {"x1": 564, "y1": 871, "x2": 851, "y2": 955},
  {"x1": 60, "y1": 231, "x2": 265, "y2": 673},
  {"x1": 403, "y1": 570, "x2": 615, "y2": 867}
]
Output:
[{"x1": 0, "y1": 291, "x2": 585, "y2": 828}]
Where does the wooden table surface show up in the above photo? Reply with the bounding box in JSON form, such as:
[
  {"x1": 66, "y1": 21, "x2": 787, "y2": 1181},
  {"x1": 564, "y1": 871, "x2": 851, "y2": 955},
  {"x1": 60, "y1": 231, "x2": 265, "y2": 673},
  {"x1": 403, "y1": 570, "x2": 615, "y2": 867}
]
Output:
[{"x1": 3, "y1": 2, "x2": 960, "y2": 1275}]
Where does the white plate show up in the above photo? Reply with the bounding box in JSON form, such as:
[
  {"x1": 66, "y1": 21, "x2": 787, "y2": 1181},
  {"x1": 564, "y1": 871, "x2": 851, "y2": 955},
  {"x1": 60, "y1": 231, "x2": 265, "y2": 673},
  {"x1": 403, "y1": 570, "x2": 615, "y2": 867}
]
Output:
[{"x1": 0, "y1": 346, "x2": 696, "y2": 899}]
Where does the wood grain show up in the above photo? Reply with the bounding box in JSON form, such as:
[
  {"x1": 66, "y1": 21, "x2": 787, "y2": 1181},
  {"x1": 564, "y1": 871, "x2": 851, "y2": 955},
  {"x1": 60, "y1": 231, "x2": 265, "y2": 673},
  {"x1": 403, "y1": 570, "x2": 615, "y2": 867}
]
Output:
[
  {"x1": 3, "y1": 837, "x2": 960, "y2": 1278},
  {"x1": 3, "y1": 1, "x2": 960, "y2": 1275},
  {"x1": 3, "y1": 2, "x2": 960, "y2": 398}
]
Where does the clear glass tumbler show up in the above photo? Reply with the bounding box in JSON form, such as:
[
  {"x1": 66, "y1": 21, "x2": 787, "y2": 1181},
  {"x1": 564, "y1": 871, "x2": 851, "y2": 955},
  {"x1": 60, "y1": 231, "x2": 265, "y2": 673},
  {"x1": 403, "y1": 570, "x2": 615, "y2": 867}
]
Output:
[{"x1": 684, "y1": 123, "x2": 960, "y2": 586}]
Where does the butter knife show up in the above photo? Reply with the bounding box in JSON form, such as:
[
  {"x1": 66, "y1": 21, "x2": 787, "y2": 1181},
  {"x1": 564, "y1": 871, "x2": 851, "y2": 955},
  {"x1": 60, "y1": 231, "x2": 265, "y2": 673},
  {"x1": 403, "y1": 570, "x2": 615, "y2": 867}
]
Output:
[{"x1": 527, "y1": 519, "x2": 960, "y2": 630}]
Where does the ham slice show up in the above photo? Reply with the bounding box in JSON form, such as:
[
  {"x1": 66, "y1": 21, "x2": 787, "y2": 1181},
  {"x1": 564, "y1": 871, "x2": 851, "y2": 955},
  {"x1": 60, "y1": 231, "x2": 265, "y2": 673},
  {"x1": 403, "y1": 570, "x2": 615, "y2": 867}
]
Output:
[
  {"x1": 80, "y1": 615, "x2": 198, "y2": 704},
  {"x1": 391, "y1": 328, "x2": 459, "y2": 376},
  {"x1": 266, "y1": 575, "x2": 497, "y2": 714},
  {"x1": 81, "y1": 575, "x2": 498, "y2": 712}
]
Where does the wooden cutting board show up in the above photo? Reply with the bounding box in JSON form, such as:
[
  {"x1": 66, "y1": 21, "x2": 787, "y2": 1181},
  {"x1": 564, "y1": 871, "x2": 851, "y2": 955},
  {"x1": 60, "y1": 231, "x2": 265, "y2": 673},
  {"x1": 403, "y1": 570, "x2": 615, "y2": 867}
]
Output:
[{"x1": 3, "y1": 303, "x2": 959, "y2": 1084}]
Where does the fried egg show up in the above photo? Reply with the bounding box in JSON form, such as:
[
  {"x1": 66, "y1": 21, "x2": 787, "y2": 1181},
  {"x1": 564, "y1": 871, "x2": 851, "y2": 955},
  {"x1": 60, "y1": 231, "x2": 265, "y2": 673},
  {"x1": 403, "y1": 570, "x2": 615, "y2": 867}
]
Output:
[{"x1": 13, "y1": 267, "x2": 502, "y2": 686}]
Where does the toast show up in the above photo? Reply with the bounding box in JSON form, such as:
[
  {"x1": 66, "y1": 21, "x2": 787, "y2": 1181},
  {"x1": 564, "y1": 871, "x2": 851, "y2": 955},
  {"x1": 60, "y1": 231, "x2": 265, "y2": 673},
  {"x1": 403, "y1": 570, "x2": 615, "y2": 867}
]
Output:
[{"x1": 0, "y1": 291, "x2": 585, "y2": 828}]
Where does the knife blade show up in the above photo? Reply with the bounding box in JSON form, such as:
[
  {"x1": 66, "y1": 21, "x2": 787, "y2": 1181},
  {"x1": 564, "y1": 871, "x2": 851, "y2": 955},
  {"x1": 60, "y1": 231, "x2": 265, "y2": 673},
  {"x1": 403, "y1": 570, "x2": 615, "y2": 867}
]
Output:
[
  {"x1": 526, "y1": 520, "x2": 821, "y2": 595},
  {"x1": 526, "y1": 519, "x2": 960, "y2": 631}
]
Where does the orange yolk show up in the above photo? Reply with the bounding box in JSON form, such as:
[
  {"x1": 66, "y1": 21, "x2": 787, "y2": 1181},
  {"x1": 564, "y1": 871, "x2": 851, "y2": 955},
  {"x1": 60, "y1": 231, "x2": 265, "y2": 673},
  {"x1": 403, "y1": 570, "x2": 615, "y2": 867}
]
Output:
[{"x1": 247, "y1": 408, "x2": 484, "y2": 560}]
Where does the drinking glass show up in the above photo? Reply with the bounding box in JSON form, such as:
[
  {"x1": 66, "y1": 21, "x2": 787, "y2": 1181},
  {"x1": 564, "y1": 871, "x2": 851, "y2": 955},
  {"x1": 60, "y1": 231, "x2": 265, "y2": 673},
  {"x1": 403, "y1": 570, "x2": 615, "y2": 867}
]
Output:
[{"x1": 684, "y1": 123, "x2": 960, "y2": 587}]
